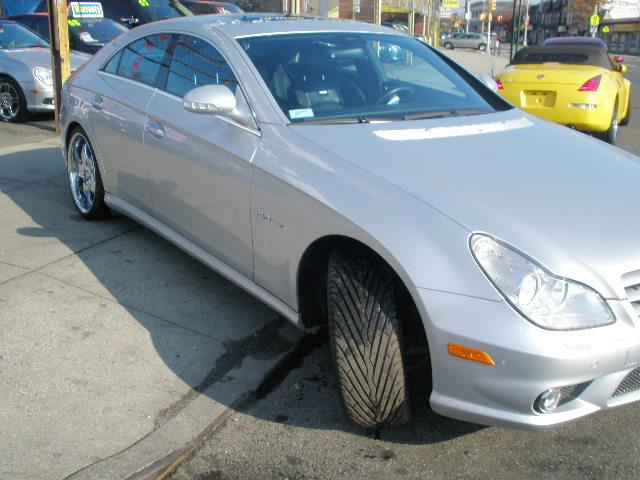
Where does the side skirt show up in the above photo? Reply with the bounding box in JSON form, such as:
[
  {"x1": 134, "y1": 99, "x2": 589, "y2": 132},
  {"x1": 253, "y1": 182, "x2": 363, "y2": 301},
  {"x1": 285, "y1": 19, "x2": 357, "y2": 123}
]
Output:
[{"x1": 104, "y1": 193, "x2": 306, "y2": 330}]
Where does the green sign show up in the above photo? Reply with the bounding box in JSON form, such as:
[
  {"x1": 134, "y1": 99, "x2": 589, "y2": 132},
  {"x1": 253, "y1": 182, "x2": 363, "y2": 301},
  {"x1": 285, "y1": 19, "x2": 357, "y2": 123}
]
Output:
[{"x1": 590, "y1": 14, "x2": 600, "y2": 27}]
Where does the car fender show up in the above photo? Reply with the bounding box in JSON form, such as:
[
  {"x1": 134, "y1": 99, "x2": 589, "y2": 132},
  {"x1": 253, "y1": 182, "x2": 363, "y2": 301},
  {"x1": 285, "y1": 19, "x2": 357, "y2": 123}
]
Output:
[{"x1": 250, "y1": 124, "x2": 503, "y2": 318}]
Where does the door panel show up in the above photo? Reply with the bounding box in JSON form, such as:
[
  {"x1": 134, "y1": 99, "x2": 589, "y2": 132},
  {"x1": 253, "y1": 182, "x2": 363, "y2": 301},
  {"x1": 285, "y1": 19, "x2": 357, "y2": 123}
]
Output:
[
  {"x1": 144, "y1": 92, "x2": 258, "y2": 278},
  {"x1": 87, "y1": 33, "x2": 171, "y2": 211},
  {"x1": 88, "y1": 73, "x2": 155, "y2": 209}
]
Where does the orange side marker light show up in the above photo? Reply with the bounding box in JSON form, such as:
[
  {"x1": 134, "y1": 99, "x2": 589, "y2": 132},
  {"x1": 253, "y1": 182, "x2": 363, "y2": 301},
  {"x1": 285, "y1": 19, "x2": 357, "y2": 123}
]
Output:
[{"x1": 448, "y1": 343, "x2": 495, "y2": 366}]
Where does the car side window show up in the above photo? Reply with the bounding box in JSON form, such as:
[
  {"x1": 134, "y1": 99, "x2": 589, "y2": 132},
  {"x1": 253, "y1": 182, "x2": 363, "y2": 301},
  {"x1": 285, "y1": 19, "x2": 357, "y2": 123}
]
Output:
[
  {"x1": 103, "y1": 50, "x2": 122, "y2": 74},
  {"x1": 116, "y1": 34, "x2": 171, "y2": 87},
  {"x1": 165, "y1": 35, "x2": 238, "y2": 98}
]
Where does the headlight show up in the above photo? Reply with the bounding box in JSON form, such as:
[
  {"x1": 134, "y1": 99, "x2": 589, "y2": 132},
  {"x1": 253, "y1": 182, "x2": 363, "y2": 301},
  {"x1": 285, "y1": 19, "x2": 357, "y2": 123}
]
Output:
[
  {"x1": 33, "y1": 67, "x2": 53, "y2": 86},
  {"x1": 470, "y1": 234, "x2": 615, "y2": 330}
]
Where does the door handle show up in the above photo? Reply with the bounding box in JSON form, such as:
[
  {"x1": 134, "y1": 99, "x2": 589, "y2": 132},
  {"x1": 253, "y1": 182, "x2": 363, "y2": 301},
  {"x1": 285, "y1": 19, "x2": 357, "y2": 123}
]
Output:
[
  {"x1": 91, "y1": 95, "x2": 103, "y2": 110},
  {"x1": 146, "y1": 121, "x2": 165, "y2": 139}
]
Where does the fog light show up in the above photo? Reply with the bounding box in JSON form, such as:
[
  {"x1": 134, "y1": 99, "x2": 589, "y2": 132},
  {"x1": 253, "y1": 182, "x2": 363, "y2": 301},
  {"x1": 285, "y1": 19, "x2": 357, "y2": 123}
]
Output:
[{"x1": 534, "y1": 388, "x2": 562, "y2": 414}]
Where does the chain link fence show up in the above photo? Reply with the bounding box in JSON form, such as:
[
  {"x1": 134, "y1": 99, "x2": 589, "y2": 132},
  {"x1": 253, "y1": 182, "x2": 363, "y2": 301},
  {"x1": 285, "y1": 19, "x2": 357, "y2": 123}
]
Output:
[{"x1": 179, "y1": 0, "x2": 287, "y2": 15}]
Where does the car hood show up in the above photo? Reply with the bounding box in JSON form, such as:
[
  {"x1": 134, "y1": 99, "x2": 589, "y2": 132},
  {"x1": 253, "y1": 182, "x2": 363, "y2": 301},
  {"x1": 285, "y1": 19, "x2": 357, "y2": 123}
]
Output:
[
  {"x1": 291, "y1": 109, "x2": 640, "y2": 299},
  {"x1": 1, "y1": 47, "x2": 91, "y2": 71}
]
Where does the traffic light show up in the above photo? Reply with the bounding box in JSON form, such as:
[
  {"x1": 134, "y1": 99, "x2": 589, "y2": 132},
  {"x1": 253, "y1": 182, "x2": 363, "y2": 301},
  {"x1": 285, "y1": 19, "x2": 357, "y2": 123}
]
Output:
[{"x1": 489, "y1": 0, "x2": 496, "y2": 11}]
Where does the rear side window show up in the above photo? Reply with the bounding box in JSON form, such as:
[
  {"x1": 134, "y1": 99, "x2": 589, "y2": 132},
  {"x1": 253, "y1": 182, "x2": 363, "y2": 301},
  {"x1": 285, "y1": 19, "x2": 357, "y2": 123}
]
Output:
[
  {"x1": 103, "y1": 50, "x2": 122, "y2": 74},
  {"x1": 165, "y1": 35, "x2": 238, "y2": 98},
  {"x1": 116, "y1": 34, "x2": 171, "y2": 86}
]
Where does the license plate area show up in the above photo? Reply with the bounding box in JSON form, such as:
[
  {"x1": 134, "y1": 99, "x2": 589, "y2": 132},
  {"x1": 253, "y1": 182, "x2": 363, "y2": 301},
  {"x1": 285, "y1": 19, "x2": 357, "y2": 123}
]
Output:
[{"x1": 522, "y1": 90, "x2": 557, "y2": 108}]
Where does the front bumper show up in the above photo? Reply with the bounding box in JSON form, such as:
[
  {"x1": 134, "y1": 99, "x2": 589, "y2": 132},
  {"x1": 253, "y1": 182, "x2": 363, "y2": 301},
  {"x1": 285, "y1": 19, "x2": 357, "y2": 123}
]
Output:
[
  {"x1": 21, "y1": 80, "x2": 55, "y2": 113},
  {"x1": 499, "y1": 86, "x2": 613, "y2": 132},
  {"x1": 416, "y1": 287, "x2": 640, "y2": 429}
]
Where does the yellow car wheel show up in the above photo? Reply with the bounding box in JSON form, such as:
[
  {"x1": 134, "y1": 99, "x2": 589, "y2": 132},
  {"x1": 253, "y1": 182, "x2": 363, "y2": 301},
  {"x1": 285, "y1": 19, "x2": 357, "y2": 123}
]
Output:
[
  {"x1": 597, "y1": 101, "x2": 618, "y2": 145},
  {"x1": 621, "y1": 89, "x2": 632, "y2": 126}
]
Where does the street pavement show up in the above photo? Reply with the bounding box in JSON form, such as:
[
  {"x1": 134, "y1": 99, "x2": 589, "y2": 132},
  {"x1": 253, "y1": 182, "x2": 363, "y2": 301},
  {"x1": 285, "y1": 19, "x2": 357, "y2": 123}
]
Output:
[
  {"x1": 0, "y1": 48, "x2": 639, "y2": 480},
  {"x1": 0, "y1": 138, "x2": 303, "y2": 479}
]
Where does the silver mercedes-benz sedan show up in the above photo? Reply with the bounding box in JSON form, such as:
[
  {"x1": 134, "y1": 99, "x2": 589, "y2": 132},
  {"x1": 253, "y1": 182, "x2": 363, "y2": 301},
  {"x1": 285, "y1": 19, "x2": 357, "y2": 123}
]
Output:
[
  {"x1": 60, "y1": 14, "x2": 640, "y2": 430},
  {"x1": 0, "y1": 19, "x2": 89, "y2": 122}
]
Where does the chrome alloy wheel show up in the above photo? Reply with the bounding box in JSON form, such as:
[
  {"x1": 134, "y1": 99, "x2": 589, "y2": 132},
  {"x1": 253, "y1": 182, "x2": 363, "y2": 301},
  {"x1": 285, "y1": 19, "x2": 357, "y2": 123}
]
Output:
[
  {"x1": 68, "y1": 133, "x2": 98, "y2": 214},
  {"x1": 0, "y1": 81, "x2": 19, "y2": 121}
]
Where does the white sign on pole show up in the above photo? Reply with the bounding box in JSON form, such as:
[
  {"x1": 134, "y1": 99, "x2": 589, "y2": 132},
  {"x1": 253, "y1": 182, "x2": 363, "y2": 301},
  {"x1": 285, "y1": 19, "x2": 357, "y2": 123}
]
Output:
[
  {"x1": 68, "y1": 2, "x2": 104, "y2": 19},
  {"x1": 354, "y1": 0, "x2": 360, "y2": 13}
]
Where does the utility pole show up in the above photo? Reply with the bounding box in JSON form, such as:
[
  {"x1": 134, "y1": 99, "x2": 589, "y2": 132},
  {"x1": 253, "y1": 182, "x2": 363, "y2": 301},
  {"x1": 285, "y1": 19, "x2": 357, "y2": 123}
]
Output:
[
  {"x1": 47, "y1": 0, "x2": 70, "y2": 134},
  {"x1": 464, "y1": 0, "x2": 470, "y2": 33},
  {"x1": 522, "y1": 0, "x2": 529, "y2": 46}
]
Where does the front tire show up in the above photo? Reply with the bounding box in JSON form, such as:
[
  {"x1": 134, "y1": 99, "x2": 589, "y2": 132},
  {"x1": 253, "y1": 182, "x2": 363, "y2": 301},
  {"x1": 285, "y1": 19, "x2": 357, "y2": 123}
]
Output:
[
  {"x1": 327, "y1": 247, "x2": 410, "y2": 429},
  {"x1": 444, "y1": 42, "x2": 453, "y2": 49},
  {"x1": 0, "y1": 77, "x2": 28, "y2": 123},
  {"x1": 67, "y1": 128, "x2": 108, "y2": 219}
]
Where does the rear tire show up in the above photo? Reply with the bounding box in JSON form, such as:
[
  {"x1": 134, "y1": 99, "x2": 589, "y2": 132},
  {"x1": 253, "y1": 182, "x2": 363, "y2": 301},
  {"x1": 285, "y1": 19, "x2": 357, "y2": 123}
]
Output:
[
  {"x1": 0, "y1": 77, "x2": 28, "y2": 123},
  {"x1": 66, "y1": 127, "x2": 109, "y2": 220},
  {"x1": 620, "y1": 90, "x2": 631, "y2": 126},
  {"x1": 478, "y1": 43, "x2": 487, "y2": 52},
  {"x1": 598, "y1": 101, "x2": 618, "y2": 145},
  {"x1": 327, "y1": 247, "x2": 410, "y2": 429}
]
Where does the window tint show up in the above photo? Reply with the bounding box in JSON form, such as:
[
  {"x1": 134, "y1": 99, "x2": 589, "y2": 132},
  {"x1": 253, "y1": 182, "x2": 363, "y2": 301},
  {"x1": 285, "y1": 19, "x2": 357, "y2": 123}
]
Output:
[
  {"x1": 165, "y1": 35, "x2": 238, "y2": 98},
  {"x1": 116, "y1": 34, "x2": 171, "y2": 86},
  {"x1": 103, "y1": 50, "x2": 122, "y2": 74}
]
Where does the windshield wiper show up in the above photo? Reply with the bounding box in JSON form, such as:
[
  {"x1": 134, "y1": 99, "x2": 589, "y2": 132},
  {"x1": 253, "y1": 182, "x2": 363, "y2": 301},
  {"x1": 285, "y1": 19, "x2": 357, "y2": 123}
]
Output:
[
  {"x1": 404, "y1": 109, "x2": 488, "y2": 121},
  {"x1": 298, "y1": 116, "x2": 371, "y2": 125}
]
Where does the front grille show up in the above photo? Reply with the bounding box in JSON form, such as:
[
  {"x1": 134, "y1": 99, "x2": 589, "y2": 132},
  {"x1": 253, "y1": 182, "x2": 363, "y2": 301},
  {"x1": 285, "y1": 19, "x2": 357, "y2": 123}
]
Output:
[
  {"x1": 621, "y1": 269, "x2": 640, "y2": 318},
  {"x1": 558, "y1": 382, "x2": 590, "y2": 406},
  {"x1": 612, "y1": 367, "x2": 640, "y2": 397}
]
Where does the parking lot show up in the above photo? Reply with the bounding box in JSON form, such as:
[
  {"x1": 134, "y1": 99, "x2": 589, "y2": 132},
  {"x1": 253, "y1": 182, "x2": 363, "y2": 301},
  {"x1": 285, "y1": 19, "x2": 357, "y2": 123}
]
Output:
[{"x1": 1, "y1": 49, "x2": 639, "y2": 480}]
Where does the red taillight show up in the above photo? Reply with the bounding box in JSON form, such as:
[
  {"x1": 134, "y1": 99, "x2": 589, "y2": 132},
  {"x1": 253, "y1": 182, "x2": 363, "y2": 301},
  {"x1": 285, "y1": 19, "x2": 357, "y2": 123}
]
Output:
[
  {"x1": 495, "y1": 78, "x2": 504, "y2": 90},
  {"x1": 578, "y1": 75, "x2": 601, "y2": 92}
]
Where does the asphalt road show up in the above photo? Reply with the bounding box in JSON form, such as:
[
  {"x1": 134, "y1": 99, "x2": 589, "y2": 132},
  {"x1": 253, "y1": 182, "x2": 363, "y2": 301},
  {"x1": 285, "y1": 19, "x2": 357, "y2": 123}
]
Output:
[{"x1": 2, "y1": 54, "x2": 639, "y2": 480}]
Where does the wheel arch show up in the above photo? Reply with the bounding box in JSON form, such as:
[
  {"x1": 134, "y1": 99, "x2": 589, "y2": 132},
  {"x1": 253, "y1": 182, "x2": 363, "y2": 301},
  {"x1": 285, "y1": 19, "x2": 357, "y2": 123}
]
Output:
[{"x1": 296, "y1": 234, "x2": 428, "y2": 340}]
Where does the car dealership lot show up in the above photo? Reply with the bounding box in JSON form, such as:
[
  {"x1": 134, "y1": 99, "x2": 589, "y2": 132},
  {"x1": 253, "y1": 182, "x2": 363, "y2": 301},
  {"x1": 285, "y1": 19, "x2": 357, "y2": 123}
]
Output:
[{"x1": 1, "y1": 49, "x2": 639, "y2": 480}]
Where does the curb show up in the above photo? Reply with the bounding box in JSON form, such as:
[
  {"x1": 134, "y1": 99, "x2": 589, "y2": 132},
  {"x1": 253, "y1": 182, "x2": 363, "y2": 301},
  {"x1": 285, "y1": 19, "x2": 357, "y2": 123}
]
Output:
[{"x1": 65, "y1": 320, "x2": 305, "y2": 480}]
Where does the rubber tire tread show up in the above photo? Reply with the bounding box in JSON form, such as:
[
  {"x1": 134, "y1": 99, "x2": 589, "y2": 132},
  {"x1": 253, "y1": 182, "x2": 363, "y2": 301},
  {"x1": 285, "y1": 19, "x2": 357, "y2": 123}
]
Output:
[{"x1": 327, "y1": 247, "x2": 410, "y2": 429}]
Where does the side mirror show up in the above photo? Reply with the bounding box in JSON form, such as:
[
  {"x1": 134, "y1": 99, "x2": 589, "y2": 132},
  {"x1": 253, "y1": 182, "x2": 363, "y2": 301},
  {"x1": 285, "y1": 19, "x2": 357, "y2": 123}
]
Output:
[
  {"x1": 618, "y1": 64, "x2": 627, "y2": 74},
  {"x1": 183, "y1": 84, "x2": 256, "y2": 130},
  {"x1": 478, "y1": 74, "x2": 499, "y2": 92},
  {"x1": 183, "y1": 84, "x2": 236, "y2": 115}
]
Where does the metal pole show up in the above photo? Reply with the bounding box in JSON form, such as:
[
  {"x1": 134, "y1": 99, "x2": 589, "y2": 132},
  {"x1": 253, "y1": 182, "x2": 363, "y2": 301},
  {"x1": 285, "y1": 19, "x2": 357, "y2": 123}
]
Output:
[
  {"x1": 509, "y1": 0, "x2": 517, "y2": 60},
  {"x1": 522, "y1": 0, "x2": 529, "y2": 46},
  {"x1": 465, "y1": 0, "x2": 470, "y2": 33},
  {"x1": 47, "y1": 0, "x2": 70, "y2": 134}
]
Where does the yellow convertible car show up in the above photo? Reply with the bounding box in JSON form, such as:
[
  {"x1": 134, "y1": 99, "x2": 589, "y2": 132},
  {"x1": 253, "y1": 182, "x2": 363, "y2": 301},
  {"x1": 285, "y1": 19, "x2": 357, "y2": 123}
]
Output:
[{"x1": 495, "y1": 45, "x2": 631, "y2": 144}]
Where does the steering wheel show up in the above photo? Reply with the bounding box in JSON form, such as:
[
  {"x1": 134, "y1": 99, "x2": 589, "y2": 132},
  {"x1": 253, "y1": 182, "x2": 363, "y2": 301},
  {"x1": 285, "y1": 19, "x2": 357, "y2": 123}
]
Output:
[{"x1": 376, "y1": 86, "x2": 414, "y2": 105}]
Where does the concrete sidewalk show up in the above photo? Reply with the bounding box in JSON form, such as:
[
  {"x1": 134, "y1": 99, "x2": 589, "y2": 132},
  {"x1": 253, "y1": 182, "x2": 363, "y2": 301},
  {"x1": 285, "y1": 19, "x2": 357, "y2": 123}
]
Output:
[
  {"x1": 437, "y1": 48, "x2": 509, "y2": 77},
  {"x1": 0, "y1": 139, "x2": 302, "y2": 479}
]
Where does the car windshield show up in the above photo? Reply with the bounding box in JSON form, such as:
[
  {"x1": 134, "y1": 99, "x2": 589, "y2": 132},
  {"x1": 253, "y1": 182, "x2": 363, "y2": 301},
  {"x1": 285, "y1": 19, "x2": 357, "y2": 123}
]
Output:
[
  {"x1": 128, "y1": 0, "x2": 184, "y2": 22},
  {"x1": 0, "y1": 0, "x2": 41, "y2": 16},
  {"x1": 238, "y1": 32, "x2": 499, "y2": 124},
  {"x1": 0, "y1": 22, "x2": 49, "y2": 49},
  {"x1": 70, "y1": 18, "x2": 128, "y2": 45}
]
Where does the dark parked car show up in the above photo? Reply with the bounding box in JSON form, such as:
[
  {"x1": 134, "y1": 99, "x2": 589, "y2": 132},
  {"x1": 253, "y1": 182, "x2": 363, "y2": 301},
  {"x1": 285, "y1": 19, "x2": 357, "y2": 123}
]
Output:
[
  {"x1": 9, "y1": 13, "x2": 127, "y2": 55},
  {"x1": 31, "y1": 0, "x2": 190, "y2": 28},
  {"x1": 0, "y1": 0, "x2": 41, "y2": 16}
]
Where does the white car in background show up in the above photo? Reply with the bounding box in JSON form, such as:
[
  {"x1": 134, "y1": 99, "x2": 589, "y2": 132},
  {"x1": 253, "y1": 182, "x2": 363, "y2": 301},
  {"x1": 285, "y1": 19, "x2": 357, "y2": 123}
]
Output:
[{"x1": 0, "y1": 19, "x2": 89, "y2": 122}]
